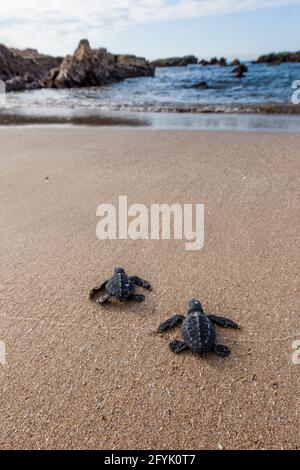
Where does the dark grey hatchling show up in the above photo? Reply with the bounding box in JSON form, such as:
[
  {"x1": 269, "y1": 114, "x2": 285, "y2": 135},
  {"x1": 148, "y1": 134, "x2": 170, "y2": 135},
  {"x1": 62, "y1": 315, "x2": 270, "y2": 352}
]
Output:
[
  {"x1": 158, "y1": 299, "x2": 239, "y2": 357},
  {"x1": 89, "y1": 267, "x2": 152, "y2": 304}
]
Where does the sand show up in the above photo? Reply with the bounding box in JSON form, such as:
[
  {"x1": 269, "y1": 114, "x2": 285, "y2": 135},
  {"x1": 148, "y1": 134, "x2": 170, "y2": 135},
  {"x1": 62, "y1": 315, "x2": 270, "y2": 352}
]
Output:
[{"x1": 0, "y1": 127, "x2": 299, "y2": 450}]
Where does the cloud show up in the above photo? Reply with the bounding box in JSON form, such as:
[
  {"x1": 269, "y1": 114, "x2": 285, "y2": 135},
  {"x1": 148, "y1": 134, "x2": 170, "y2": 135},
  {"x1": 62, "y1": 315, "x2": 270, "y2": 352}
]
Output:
[{"x1": 0, "y1": 0, "x2": 299, "y2": 54}]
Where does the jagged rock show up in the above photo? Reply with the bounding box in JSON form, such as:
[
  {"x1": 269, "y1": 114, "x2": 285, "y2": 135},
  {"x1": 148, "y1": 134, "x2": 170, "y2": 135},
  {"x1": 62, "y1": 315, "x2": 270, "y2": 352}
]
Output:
[
  {"x1": 1, "y1": 39, "x2": 153, "y2": 91},
  {"x1": 150, "y1": 55, "x2": 198, "y2": 67},
  {"x1": 192, "y1": 81, "x2": 209, "y2": 89},
  {"x1": 44, "y1": 39, "x2": 154, "y2": 89},
  {"x1": 0, "y1": 43, "x2": 62, "y2": 91}
]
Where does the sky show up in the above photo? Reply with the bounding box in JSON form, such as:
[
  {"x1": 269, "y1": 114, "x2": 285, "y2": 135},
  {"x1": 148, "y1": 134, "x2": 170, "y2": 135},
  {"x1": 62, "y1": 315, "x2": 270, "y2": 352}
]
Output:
[{"x1": 0, "y1": 0, "x2": 300, "y2": 59}]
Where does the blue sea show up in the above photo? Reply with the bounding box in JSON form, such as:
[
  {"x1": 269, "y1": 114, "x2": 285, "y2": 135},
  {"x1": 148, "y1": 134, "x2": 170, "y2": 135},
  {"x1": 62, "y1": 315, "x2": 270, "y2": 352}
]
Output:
[
  {"x1": 2, "y1": 62, "x2": 300, "y2": 131},
  {"x1": 5, "y1": 62, "x2": 300, "y2": 111}
]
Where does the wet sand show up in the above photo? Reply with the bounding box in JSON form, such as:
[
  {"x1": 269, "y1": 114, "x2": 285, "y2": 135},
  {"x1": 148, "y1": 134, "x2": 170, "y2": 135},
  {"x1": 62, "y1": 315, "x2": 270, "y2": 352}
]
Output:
[
  {"x1": 0, "y1": 128, "x2": 299, "y2": 449},
  {"x1": 0, "y1": 110, "x2": 146, "y2": 126}
]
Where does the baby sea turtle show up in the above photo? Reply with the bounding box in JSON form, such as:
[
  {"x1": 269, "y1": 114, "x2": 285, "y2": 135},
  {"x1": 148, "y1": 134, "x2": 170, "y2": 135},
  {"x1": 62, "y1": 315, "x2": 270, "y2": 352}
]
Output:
[
  {"x1": 89, "y1": 267, "x2": 152, "y2": 304},
  {"x1": 158, "y1": 299, "x2": 239, "y2": 357}
]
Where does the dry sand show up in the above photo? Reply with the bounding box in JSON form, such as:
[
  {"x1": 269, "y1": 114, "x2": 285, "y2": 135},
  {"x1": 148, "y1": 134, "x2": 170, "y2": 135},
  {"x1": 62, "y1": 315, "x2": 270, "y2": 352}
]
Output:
[{"x1": 0, "y1": 127, "x2": 299, "y2": 450}]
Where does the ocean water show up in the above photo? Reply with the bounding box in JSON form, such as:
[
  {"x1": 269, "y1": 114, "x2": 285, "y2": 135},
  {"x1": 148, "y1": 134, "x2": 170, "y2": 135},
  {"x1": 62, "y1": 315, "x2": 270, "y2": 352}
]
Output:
[{"x1": 4, "y1": 62, "x2": 300, "y2": 112}]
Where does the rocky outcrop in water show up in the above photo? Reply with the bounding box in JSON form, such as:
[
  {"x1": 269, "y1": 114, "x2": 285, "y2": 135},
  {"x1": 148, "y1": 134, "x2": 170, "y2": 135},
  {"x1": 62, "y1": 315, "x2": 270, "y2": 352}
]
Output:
[
  {"x1": 199, "y1": 57, "x2": 227, "y2": 66},
  {"x1": 0, "y1": 40, "x2": 154, "y2": 92},
  {"x1": 150, "y1": 56, "x2": 198, "y2": 67},
  {"x1": 232, "y1": 64, "x2": 248, "y2": 78},
  {"x1": 44, "y1": 39, "x2": 154, "y2": 88},
  {"x1": 114, "y1": 54, "x2": 154, "y2": 79},
  {"x1": 229, "y1": 58, "x2": 241, "y2": 66},
  {"x1": 0, "y1": 43, "x2": 62, "y2": 91},
  {"x1": 255, "y1": 51, "x2": 300, "y2": 64},
  {"x1": 192, "y1": 81, "x2": 209, "y2": 89}
]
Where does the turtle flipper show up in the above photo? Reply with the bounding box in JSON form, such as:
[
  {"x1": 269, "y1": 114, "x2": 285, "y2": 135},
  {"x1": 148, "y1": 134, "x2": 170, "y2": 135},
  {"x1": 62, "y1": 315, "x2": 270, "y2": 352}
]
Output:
[
  {"x1": 158, "y1": 314, "x2": 185, "y2": 333},
  {"x1": 129, "y1": 276, "x2": 152, "y2": 290},
  {"x1": 207, "y1": 314, "x2": 239, "y2": 329},
  {"x1": 169, "y1": 340, "x2": 188, "y2": 353},
  {"x1": 96, "y1": 293, "x2": 112, "y2": 304},
  {"x1": 89, "y1": 280, "x2": 108, "y2": 299},
  {"x1": 128, "y1": 293, "x2": 145, "y2": 302},
  {"x1": 214, "y1": 344, "x2": 231, "y2": 357}
]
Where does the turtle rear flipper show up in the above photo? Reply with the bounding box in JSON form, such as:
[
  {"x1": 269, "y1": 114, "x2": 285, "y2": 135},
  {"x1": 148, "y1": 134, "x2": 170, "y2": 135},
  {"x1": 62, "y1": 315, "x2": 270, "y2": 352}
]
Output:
[
  {"x1": 96, "y1": 293, "x2": 112, "y2": 304},
  {"x1": 214, "y1": 344, "x2": 231, "y2": 357},
  {"x1": 89, "y1": 280, "x2": 108, "y2": 299},
  {"x1": 169, "y1": 340, "x2": 188, "y2": 353},
  {"x1": 128, "y1": 293, "x2": 145, "y2": 302}
]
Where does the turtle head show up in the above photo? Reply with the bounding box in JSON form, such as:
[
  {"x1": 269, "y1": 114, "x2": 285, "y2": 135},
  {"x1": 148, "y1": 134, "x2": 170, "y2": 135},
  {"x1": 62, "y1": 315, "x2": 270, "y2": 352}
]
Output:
[
  {"x1": 114, "y1": 267, "x2": 125, "y2": 274},
  {"x1": 188, "y1": 299, "x2": 204, "y2": 314}
]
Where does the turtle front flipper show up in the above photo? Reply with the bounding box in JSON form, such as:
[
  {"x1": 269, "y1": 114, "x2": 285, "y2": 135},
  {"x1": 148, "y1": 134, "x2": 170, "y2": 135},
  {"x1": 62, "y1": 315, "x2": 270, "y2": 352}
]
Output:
[
  {"x1": 207, "y1": 314, "x2": 240, "y2": 329},
  {"x1": 214, "y1": 344, "x2": 231, "y2": 357},
  {"x1": 169, "y1": 340, "x2": 188, "y2": 353},
  {"x1": 158, "y1": 314, "x2": 185, "y2": 333},
  {"x1": 129, "y1": 276, "x2": 152, "y2": 290},
  {"x1": 89, "y1": 280, "x2": 108, "y2": 299}
]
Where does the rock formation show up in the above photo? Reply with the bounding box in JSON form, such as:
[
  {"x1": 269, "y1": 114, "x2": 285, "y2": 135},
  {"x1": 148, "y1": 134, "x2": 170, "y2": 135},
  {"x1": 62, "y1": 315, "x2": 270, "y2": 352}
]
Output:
[
  {"x1": 192, "y1": 81, "x2": 209, "y2": 89},
  {"x1": 229, "y1": 58, "x2": 241, "y2": 66},
  {"x1": 0, "y1": 39, "x2": 154, "y2": 92},
  {"x1": 232, "y1": 63, "x2": 248, "y2": 78},
  {"x1": 0, "y1": 43, "x2": 62, "y2": 91},
  {"x1": 43, "y1": 39, "x2": 154, "y2": 88},
  {"x1": 255, "y1": 51, "x2": 300, "y2": 64},
  {"x1": 199, "y1": 57, "x2": 227, "y2": 66},
  {"x1": 150, "y1": 55, "x2": 198, "y2": 67}
]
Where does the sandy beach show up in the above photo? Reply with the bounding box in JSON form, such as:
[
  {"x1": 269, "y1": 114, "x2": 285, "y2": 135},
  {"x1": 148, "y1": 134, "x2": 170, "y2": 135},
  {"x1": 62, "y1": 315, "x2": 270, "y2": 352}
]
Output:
[{"x1": 0, "y1": 127, "x2": 299, "y2": 450}]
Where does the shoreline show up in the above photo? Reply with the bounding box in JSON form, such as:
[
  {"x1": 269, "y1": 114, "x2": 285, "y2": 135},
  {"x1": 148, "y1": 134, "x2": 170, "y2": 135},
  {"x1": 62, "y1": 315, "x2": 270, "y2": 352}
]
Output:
[
  {"x1": 0, "y1": 111, "x2": 147, "y2": 127},
  {"x1": 1, "y1": 107, "x2": 300, "y2": 132},
  {"x1": 86, "y1": 102, "x2": 300, "y2": 114}
]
